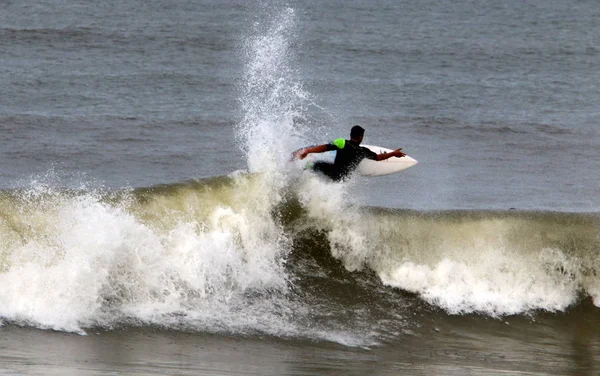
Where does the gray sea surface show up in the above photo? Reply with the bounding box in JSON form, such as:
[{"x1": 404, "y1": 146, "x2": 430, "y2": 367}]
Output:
[
  {"x1": 1, "y1": 0, "x2": 598, "y2": 211},
  {"x1": 1, "y1": 1, "x2": 599, "y2": 375}
]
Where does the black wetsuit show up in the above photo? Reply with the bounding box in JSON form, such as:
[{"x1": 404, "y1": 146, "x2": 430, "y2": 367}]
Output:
[{"x1": 313, "y1": 139, "x2": 377, "y2": 181}]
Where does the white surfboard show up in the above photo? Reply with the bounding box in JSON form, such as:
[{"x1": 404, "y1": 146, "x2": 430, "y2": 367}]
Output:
[
  {"x1": 356, "y1": 145, "x2": 418, "y2": 176},
  {"x1": 300, "y1": 144, "x2": 418, "y2": 177}
]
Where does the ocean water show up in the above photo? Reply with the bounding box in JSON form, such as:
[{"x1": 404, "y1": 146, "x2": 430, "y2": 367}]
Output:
[{"x1": 1, "y1": 0, "x2": 599, "y2": 375}]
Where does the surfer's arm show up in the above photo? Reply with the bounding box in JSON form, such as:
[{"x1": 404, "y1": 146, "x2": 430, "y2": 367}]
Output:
[
  {"x1": 375, "y1": 148, "x2": 406, "y2": 161},
  {"x1": 293, "y1": 144, "x2": 332, "y2": 160}
]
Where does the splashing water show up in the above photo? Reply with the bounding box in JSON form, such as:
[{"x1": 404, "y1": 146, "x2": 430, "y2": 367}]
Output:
[{"x1": 237, "y1": 6, "x2": 312, "y2": 174}]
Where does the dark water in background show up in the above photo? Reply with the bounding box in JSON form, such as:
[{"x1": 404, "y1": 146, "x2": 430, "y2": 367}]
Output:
[
  {"x1": 1, "y1": 1, "x2": 600, "y2": 375},
  {"x1": 1, "y1": 0, "x2": 599, "y2": 210}
]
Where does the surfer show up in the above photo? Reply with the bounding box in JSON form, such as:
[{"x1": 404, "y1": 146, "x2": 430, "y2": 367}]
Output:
[{"x1": 293, "y1": 125, "x2": 406, "y2": 181}]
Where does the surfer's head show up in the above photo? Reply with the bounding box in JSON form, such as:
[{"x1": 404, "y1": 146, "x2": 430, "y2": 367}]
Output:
[{"x1": 350, "y1": 125, "x2": 365, "y2": 143}]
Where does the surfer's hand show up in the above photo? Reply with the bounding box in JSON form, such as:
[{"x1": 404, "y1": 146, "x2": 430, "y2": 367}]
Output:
[
  {"x1": 393, "y1": 148, "x2": 406, "y2": 158},
  {"x1": 293, "y1": 149, "x2": 308, "y2": 160}
]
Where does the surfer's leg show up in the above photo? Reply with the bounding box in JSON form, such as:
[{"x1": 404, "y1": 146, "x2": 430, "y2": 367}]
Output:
[{"x1": 312, "y1": 162, "x2": 339, "y2": 181}]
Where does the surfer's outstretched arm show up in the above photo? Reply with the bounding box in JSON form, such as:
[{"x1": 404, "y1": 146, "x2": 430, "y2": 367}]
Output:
[
  {"x1": 375, "y1": 148, "x2": 406, "y2": 161},
  {"x1": 293, "y1": 144, "x2": 329, "y2": 160}
]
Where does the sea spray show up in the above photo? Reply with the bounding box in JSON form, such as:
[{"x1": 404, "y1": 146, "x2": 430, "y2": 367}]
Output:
[{"x1": 237, "y1": 6, "x2": 315, "y2": 174}]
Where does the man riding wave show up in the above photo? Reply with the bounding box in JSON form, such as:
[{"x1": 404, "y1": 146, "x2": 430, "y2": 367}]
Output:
[{"x1": 293, "y1": 125, "x2": 406, "y2": 181}]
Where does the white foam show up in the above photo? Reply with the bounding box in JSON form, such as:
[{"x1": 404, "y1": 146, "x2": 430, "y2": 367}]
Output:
[
  {"x1": 0, "y1": 180, "x2": 292, "y2": 333},
  {"x1": 379, "y1": 246, "x2": 582, "y2": 316}
]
